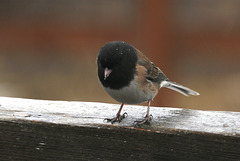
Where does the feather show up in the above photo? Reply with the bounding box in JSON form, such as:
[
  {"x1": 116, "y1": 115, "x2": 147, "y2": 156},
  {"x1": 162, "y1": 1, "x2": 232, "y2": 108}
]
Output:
[
  {"x1": 136, "y1": 49, "x2": 168, "y2": 84},
  {"x1": 161, "y1": 80, "x2": 200, "y2": 96}
]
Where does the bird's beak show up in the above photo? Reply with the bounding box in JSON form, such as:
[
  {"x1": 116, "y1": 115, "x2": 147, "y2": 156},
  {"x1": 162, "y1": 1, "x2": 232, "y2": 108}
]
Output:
[{"x1": 104, "y1": 68, "x2": 112, "y2": 80}]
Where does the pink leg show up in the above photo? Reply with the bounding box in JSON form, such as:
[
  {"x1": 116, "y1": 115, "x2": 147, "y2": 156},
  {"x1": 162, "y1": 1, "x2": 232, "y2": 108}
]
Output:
[
  {"x1": 146, "y1": 100, "x2": 151, "y2": 117},
  {"x1": 134, "y1": 100, "x2": 153, "y2": 126},
  {"x1": 116, "y1": 103, "x2": 124, "y2": 118}
]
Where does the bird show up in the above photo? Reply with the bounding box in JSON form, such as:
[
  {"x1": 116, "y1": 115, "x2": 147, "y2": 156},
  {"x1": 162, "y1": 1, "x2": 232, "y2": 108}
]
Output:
[{"x1": 97, "y1": 41, "x2": 199, "y2": 125}]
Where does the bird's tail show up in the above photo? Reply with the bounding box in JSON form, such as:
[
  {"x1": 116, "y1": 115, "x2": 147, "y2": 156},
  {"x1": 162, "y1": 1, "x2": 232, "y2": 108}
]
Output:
[{"x1": 160, "y1": 80, "x2": 200, "y2": 96}]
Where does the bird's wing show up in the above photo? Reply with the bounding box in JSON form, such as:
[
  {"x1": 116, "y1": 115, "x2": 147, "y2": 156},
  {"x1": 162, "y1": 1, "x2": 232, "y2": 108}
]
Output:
[{"x1": 136, "y1": 49, "x2": 168, "y2": 83}]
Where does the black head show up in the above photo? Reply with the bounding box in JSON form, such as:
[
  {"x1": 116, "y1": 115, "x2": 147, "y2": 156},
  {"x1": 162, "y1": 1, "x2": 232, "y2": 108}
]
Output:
[{"x1": 97, "y1": 41, "x2": 138, "y2": 89}]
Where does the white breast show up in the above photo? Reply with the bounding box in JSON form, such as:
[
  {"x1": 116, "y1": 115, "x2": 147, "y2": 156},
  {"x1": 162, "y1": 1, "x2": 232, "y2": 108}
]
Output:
[{"x1": 104, "y1": 77, "x2": 157, "y2": 104}]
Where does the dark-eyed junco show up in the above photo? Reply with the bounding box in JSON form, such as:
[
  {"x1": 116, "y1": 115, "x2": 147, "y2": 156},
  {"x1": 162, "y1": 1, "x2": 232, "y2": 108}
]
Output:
[{"x1": 97, "y1": 41, "x2": 199, "y2": 125}]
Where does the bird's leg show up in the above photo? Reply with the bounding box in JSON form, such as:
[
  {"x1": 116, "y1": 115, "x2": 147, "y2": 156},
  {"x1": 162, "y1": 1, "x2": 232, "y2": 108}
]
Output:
[
  {"x1": 134, "y1": 101, "x2": 153, "y2": 126},
  {"x1": 104, "y1": 103, "x2": 127, "y2": 124}
]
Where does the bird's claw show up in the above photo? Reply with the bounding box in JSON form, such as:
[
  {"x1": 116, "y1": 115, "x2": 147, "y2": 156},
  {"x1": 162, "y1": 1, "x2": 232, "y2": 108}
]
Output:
[
  {"x1": 104, "y1": 112, "x2": 128, "y2": 124},
  {"x1": 134, "y1": 114, "x2": 153, "y2": 126}
]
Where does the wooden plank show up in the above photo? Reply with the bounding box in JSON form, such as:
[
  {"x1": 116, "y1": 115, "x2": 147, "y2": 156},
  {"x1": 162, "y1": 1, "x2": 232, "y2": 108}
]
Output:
[{"x1": 0, "y1": 97, "x2": 240, "y2": 160}]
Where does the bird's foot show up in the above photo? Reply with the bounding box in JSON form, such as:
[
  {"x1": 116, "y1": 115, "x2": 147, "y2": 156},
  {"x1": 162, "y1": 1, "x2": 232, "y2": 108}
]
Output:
[
  {"x1": 134, "y1": 114, "x2": 153, "y2": 126},
  {"x1": 104, "y1": 112, "x2": 128, "y2": 124}
]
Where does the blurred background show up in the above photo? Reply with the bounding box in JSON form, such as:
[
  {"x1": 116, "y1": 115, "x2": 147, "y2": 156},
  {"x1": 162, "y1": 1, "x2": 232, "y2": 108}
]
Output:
[{"x1": 0, "y1": 0, "x2": 239, "y2": 111}]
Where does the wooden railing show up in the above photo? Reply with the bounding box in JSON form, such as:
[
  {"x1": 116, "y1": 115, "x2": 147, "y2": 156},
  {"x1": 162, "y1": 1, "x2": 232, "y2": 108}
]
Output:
[{"x1": 0, "y1": 97, "x2": 239, "y2": 160}]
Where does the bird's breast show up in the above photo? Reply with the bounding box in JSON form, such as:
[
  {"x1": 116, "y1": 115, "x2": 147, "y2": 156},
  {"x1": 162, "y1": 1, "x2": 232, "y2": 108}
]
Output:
[{"x1": 104, "y1": 76, "x2": 158, "y2": 104}]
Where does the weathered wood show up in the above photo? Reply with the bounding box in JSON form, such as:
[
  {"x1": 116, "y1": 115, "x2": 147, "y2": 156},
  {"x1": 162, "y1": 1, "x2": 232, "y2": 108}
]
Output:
[{"x1": 0, "y1": 97, "x2": 239, "y2": 160}]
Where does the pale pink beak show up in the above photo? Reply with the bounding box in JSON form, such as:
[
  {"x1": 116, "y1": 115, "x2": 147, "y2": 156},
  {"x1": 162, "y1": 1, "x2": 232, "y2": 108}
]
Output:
[{"x1": 104, "y1": 68, "x2": 112, "y2": 80}]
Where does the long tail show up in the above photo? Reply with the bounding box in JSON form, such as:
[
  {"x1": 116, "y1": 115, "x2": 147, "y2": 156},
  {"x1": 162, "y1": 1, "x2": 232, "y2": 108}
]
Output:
[{"x1": 160, "y1": 80, "x2": 200, "y2": 96}]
